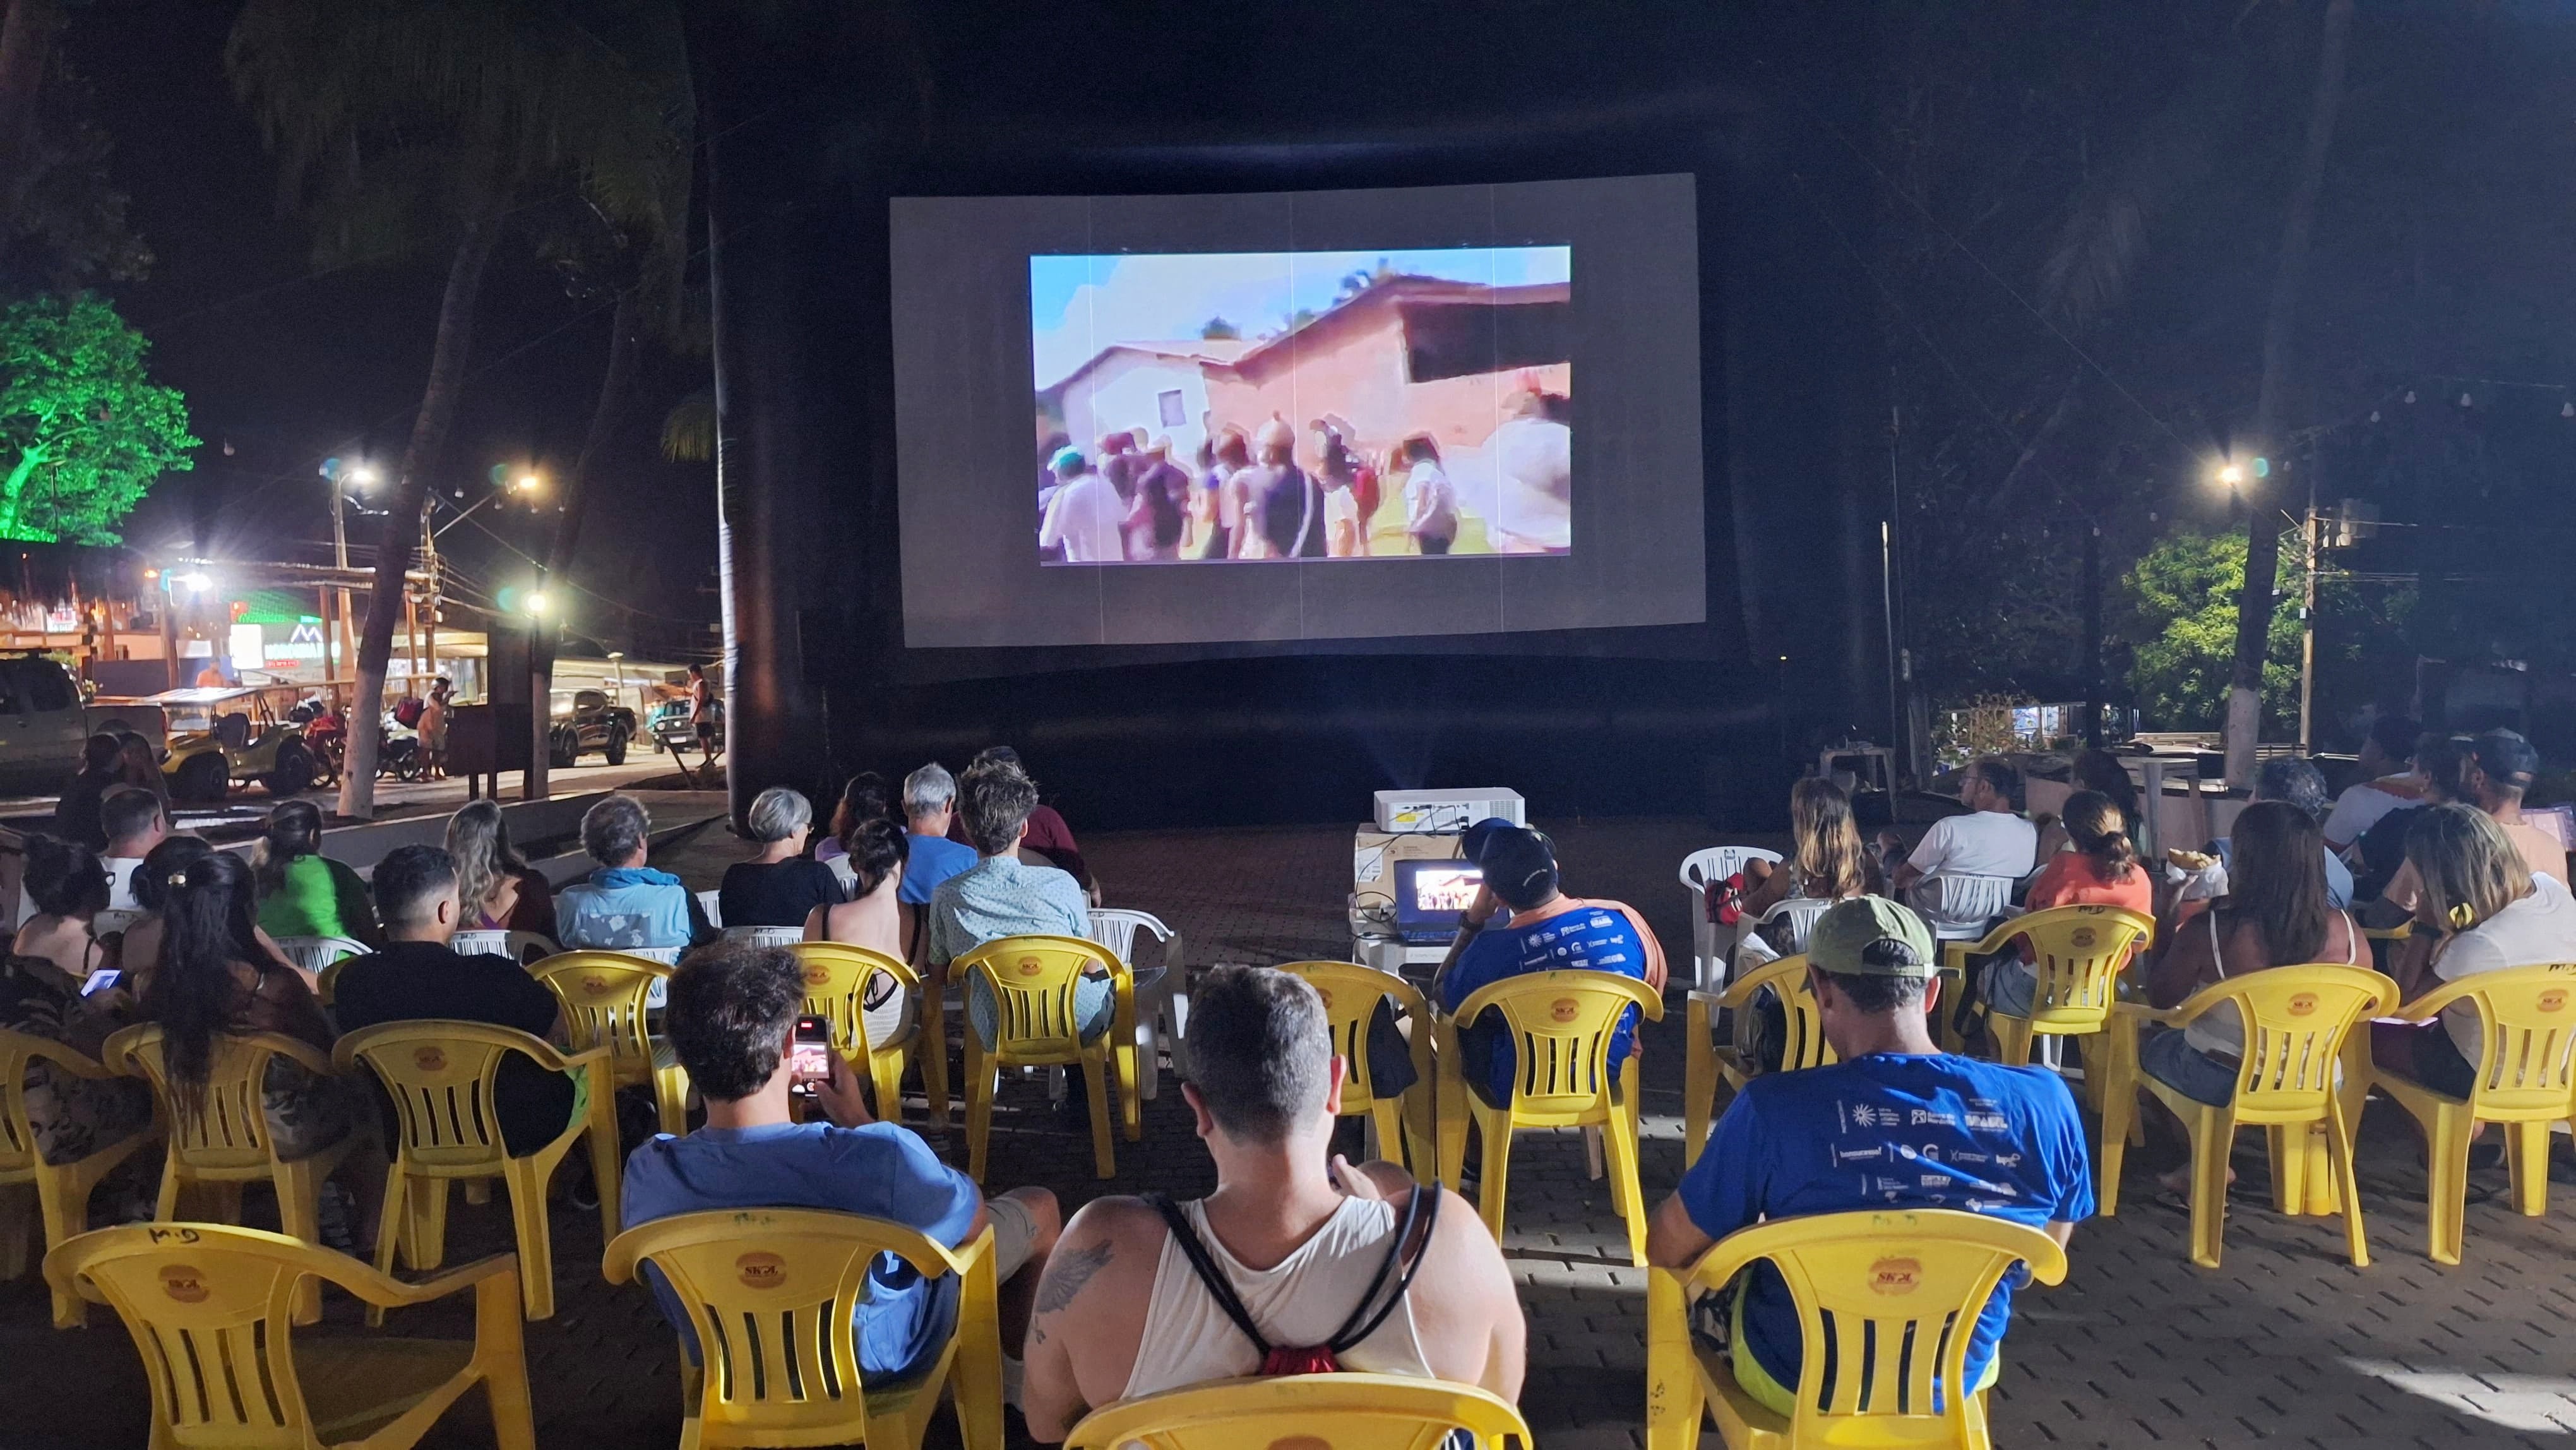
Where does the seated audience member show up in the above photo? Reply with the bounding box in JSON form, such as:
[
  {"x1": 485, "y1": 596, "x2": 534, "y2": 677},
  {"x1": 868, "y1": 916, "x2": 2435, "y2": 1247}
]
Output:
[
  {"x1": 2351, "y1": 734, "x2": 2458, "y2": 904},
  {"x1": 2363, "y1": 736, "x2": 2560, "y2": 920},
  {"x1": 1, "y1": 837, "x2": 149, "y2": 1171},
  {"x1": 556, "y1": 794, "x2": 719, "y2": 953},
  {"x1": 98, "y1": 787, "x2": 169, "y2": 913},
  {"x1": 1435, "y1": 825, "x2": 1666, "y2": 1108},
  {"x1": 1889, "y1": 757, "x2": 2038, "y2": 899},
  {"x1": 2136, "y1": 802, "x2": 2359, "y2": 1192},
  {"x1": 117, "y1": 835, "x2": 215, "y2": 980},
  {"x1": 1647, "y1": 897, "x2": 2091, "y2": 1417},
  {"x1": 2196, "y1": 758, "x2": 2353, "y2": 910},
  {"x1": 950, "y1": 746, "x2": 1094, "y2": 898},
  {"x1": 116, "y1": 733, "x2": 169, "y2": 810},
  {"x1": 15, "y1": 837, "x2": 114, "y2": 984},
  {"x1": 2033, "y1": 750, "x2": 2143, "y2": 862},
  {"x1": 254, "y1": 799, "x2": 381, "y2": 945},
  {"x1": 927, "y1": 761, "x2": 1114, "y2": 1052},
  {"x1": 623, "y1": 940, "x2": 1059, "y2": 1391},
  {"x1": 330, "y1": 845, "x2": 581, "y2": 1156},
  {"x1": 804, "y1": 816, "x2": 915, "y2": 1053},
  {"x1": 1982, "y1": 791, "x2": 2154, "y2": 1019},
  {"x1": 897, "y1": 763, "x2": 979, "y2": 914},
  {"x1": 445, "y1": 799, "x2": 556, "y2": 936},
  {"x1": 1738, "y1": 777, "x2": 1876, "y2": 934},
  {"x1": 2372, "y1": 803, "x2": 2576, "y2": 1098},
  {"x1": 816, "y1": 772, "x2": 889, "y2": 863},
  {"x1": 1021, "y1": 966, "x2": 1524, "y2": 1441},
  {"x1": 719, "y1": 787, "x2": 845, "y2": 930},
  {"x1": 2322, "y1": 712, "x2": 2425, "y2": 856},
  {"x1": 51, "y1": 733, "x2": 122, "y2": 851},
  {"x1": 137, "y1": 850, "x2": 383, "y2": 1244}
]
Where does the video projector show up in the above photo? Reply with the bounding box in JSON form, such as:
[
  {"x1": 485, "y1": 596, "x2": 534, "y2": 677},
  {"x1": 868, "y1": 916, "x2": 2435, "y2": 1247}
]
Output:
[{"x1": 1371, "y1": 788, "x2": 1527, "y2": 836}]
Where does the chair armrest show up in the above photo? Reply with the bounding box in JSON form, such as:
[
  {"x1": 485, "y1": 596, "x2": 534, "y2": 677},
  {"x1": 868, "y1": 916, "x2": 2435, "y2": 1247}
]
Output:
[
  {"x1": 2109, "y1": 1000, "x2": 2182, "y2": 1029},
  {"x1": 551, "y1": 1044, "x2": 615, "y2": 1076},
  {"x1": 17, "y1": 1037, "x2": 121, "y2": 1080}
]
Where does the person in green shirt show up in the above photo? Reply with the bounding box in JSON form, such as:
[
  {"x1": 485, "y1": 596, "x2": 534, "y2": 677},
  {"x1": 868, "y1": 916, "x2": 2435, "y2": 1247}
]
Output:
[{"x1": 253, "y1": 799, "x2": 381, "y2": 945}]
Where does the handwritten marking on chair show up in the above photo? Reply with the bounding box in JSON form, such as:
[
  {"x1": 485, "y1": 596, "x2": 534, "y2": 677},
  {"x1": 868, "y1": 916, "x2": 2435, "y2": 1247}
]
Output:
[
  {"x1": 145, "y1": 1226, "x2": 200, "y2": 1244},
  {"x1": 159, "y1": 1266, "x2": 210, "y2": 1303},
  {"x1": 1866, "y1": 1256, "x2": 1924, "y2": 1295},
  {"x1": 413, "y1": 1047, "x2": 447, "y2": 1072},
  {"x1": 1551, "y1": 997, "x2": 1581, "y2": 1024},
  {"x1": 2288, "y1": 993, "x2": 2319, "y2": 1017},
  {"x1": 735, "y1": 1252, "x2": 787, "y2": 1290}
]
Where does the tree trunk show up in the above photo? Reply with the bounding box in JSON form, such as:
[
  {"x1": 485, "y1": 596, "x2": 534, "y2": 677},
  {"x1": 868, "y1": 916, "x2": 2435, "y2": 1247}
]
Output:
[
  {"x1": 338, "y1": 217, "x2": 499, "y2": 818},
  {"x1": 526, "y1": 288, "x2": 645, "y2": 800},
  {"x1": 0, "y1": 0, "x2": 63, "y2": 213},
  {"x1": 2223, "y1": 0, "x2": 2353, "y2": 784}
]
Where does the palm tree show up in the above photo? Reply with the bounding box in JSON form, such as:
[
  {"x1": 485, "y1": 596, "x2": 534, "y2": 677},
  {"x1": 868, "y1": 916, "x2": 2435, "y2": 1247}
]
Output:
[{"x1": 228, "y1": 0, "x2": 692, "y2": 816}]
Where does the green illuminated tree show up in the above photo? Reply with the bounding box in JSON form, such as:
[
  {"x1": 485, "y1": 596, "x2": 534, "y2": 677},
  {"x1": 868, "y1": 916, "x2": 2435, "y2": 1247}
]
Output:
[
  {"x1": 2120, "y1": 528, "x2": 2298, "y2": 733},
  {"x1": 0, "y1": 290, "x2": 191, "y2": 542}
]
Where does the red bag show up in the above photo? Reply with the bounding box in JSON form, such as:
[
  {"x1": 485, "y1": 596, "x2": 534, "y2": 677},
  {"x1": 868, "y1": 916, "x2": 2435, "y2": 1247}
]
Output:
[{"x1": 1704, "y1": 872, "x2": 1746, "y2": 927}]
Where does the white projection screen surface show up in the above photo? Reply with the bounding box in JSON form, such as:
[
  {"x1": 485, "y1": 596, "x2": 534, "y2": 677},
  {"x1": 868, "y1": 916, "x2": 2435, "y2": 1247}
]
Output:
[{"x1": 889, "y1": 174, "x2": 1705, "y2": 649}]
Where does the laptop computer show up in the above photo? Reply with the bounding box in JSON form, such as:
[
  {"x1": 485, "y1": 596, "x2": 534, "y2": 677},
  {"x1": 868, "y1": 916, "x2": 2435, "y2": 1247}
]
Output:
[{"x1": 1393, "y1": 858, "x2": 1484, "y2": 945}]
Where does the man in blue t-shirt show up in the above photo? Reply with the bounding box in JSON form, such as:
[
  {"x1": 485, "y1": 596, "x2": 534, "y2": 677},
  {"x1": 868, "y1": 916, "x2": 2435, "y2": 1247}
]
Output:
[
  {"x1": 896, "y1": 762, "x2": 980, "y2": 911},
  {"x1": 623, "y1": 940, "x2": 1061, "y2": 1386},
  {"x1": 1647, "y1": 896, "x2": 2091, "y2": 1416},
  {"x1": 1436, "y1": 825, "x2": 1667, "y2": 1106}
]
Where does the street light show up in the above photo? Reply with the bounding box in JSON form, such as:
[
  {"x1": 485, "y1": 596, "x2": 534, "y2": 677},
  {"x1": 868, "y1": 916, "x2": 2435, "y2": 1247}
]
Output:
[
  {"x1": 524, "y1": 590, "x2": 550, "y2": 616},
  {"x1": 516, "y1": 473, "x2": 541, "y2": 493},
  {"x1": 2217, "y1": 462, "x2": 2245, "y2": 489}
]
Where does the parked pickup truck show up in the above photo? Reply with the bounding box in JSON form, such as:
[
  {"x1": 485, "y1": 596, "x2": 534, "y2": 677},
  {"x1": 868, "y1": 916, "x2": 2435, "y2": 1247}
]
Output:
[{"x1": 0, "y1": 653, "x2": 167, "y2": 794}]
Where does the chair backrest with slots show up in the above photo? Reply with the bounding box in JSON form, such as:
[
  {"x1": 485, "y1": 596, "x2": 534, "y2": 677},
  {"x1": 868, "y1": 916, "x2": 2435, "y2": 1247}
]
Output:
[
  {"x1": 1679, "y1": 846, "x2": 1782, "y2": 890},
  {"x1": 786, "y1": 942, "x2": 921, "y2": 1057},
  {"x1": 1085, "y1": 908, "x2": 1174, "y2": 968},
  {"x1": 2399, "y1": 962, "x2": 2576, "y2": 1117},
  {"x1": 1452, "y1": 969, "x2": 1664, "y2": 1117},
  {"x1": 1722, "y1": 954, "x2": 1837, "y2": 1074},
  {"x1": 1064, "y1": 1372, "x2": 1533, "y2": 1450},
  {"x1": 2190, "y1": 963, "x2": 2395, "y2": 1125},
  {"x1": 106, "y1": 1025, "x2": 311, "y2": 1177},
  {"x1": 723, "y1": 925, "x2": 808, "y2": 949},
  {"x1": 0, "y1": 1026, "x2": 112, "y2": 1177},
  {"x1": 1754, "y1": 897, "x2": 1836, "y2": 959},
  {"x1": 953, "y1": 935, "x2": 1129, "y2": 1064},
  {"x1": 1912, "y1": 875, "x2": 2015, "y2": 939},
  {"x1": 335, "y1": 1021, "x2": 552, "y2": 1173},
  {"x1": 2003, "y1": 904, "x2": 2154, "y2": 1030},
  {"x1": 1278, "y1": 961, "x2": 1428, "y2": 1108},
  {"x1": 271, "y1": 935, "x2": 370, "y2": 978},
  {"x1": 532, "y1": 952, "x2": 674, "y2": 1072}
]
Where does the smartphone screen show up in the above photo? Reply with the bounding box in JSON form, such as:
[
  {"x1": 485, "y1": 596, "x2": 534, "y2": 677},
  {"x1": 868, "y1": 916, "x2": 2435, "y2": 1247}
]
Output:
[
  {"x1": 79, "y1": 968, "x2": 122, "y2": 998},
  {"x1": 787, "y1": 1016, "x2": 832, "y2": 1094}
]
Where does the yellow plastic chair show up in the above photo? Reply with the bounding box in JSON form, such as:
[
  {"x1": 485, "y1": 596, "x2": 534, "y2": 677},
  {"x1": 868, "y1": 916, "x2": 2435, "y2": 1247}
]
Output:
[
  {"x1": 1644, "y1": 1207, "x2": 2067, "y2": 1450},
  {"x1": 603, "y1": 1206, "x2": 1002, "y2": 1450},
  {"x1": 1434, "y1": 969, "x2": 1664, "y2": 1264},
  {"x1": 2097, "y1": 962, "x2": 2395, "y2": 1268},
  {"x1": 1064, "y1": 1372, "x2": 1534, "y2": 1450},
  {"x1": 47, "y1": 1222, "x2": 534, "y2": 1450},
  {"x1": 953, "y1": 935, "x2": 1137, "y2": 1182},
  {"x1": 104, "y1": 1023, "x2": 359, "y2": 1323},
  {"x1": 789, "y1": 941, "x2": 934, "y2": 1124},
  {"x1": 335, "y1": 1021, "x2": 621, "y2": 1321},
  {"x1": 1945, "y1": 904, "x2": 2154, "y2": 1070},
  {"x1": 1685, "y1": 954, "x2": 1835, "y2": 1167},
  {"x1": 1277, "y1": 961, "x2": 1439, "y2": 1175},
  {"x1": 0, "y1": 1027, "x2": 158, "y2": 1327},
  {"x1": 2368, "y1": 962, "x2": 2576, "y2": 1264},
  {"x1": 532, "y1": 951, "x2": 689, "y2": 1136}
]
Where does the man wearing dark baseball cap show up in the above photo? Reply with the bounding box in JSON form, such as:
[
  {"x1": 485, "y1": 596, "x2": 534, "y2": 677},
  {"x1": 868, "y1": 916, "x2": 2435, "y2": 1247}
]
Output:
[
  {"x1": 1646, "y1": 896, "x2": 2092, "y2": 1417},
  {"x1": 1435, "y1": 824, "x2": 1667, "y2": 1108},
  {"x1": 2471, "y1": 729, "x2": 2571, "y2": 888}
]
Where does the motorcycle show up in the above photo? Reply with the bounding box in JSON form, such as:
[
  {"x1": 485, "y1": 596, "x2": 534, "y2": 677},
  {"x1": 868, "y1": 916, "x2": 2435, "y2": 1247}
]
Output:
[{"x1": 377, "y1": 713, "x2": 430, "y2": 783}]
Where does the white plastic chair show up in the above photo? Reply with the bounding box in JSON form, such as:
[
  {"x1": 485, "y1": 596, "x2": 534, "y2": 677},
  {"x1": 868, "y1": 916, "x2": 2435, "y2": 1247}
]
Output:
[
  {"x1": 724, "y1": 925, "x2": 808, "y2": 948},
  {"x1": 90, "y1": 908, "x2": 144, "y2": 939},
  {"x1": 694, "y1": 889, "x2": 723, "y2": 929},
  {"x1": 1677, "y1": 847, "x2": 1782, "y2": 990},
  {"x1": 451, "y1": 928, "x2": 559, "y2": 964},
  {"x1": 1731, "y1": 896, "x2": 1836, "y2": 977},
  {"x1": 1909, "y1": 873, "x2": 2016, "y2": 942},
  {"x1": 1088, "y1": 908, "x2": 1184, "y2": 1100},
  {"x1": 271, "y1": 935, "x2": 370, "y2": 976},
  {"x1": 825, "y1": 856, "x2": 859, "y2": 895}
]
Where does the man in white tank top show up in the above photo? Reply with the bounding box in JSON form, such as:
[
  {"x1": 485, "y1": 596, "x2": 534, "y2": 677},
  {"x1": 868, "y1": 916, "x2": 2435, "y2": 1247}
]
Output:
[{"x1": 1020, "y1": 966, "x2": 1525, "y2": 1442}]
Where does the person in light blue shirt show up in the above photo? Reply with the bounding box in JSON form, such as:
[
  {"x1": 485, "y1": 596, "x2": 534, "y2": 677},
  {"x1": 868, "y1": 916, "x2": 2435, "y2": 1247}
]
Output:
[
  {"x1": 556, "y1": 794, "x2": 718, "y2": 952},
  {"x1": 896, "y1": 762, "x2": 981, "y2": 908},
  {"x1": 927, "y1": 760, "x2": 1112, "y2": 1048},
  {"x1": 621, "y1": 940, "x2": 1059, "y2": 1382},
  {"x1": 1647, "y1": 897, "x2": 2092, "y2": 1417},
  {"x1": 2210, "y1": 757, "x2": 2353, "y2": 908}
]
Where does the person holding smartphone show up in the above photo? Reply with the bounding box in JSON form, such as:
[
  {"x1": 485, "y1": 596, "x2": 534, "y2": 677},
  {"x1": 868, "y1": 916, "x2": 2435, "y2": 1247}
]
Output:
[{"x1": 622, "y1": 940, "x2": 1064, "y2": 1399}]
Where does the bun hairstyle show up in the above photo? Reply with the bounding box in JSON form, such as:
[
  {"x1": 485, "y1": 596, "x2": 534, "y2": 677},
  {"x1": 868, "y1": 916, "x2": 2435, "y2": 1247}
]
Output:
[
  {"x1": 846, "y1": 817, "x2": 910, "y2": 901},
  {"x1": 138, "y1": 850, "x2": 268, "y2": 1120},
  {"x1": 23, "y1": 834, "x2": 110, "y2": 919},
  {"x1": 132, "y1": 835, "x2": 214, "y2": 914},
  {"x1": 2059, "y1": 790, "x2": 2137, "y2": 882},
  {"x1": 253, "y1": 798, "x2": 326, "y2": 897}
]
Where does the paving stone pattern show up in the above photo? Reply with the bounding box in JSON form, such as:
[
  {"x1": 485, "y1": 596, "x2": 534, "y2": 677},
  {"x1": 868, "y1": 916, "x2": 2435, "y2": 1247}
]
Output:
[{"x1": 7, "y1": 817, "x2": 2576, "y2": 1447}]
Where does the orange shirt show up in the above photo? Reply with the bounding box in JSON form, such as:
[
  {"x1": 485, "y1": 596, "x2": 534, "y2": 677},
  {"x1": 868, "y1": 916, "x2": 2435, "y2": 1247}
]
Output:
[{"x1": 2019, "y1": 851, "x2": 2155, "y2": 962}]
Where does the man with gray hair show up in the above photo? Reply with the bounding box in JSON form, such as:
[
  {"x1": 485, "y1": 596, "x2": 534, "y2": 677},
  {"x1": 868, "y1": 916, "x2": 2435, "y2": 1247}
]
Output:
[
  {"x1": 556, "y1": 793, "x2": 718, "y2": 952},
  {"x1": 1020, "y1": 966, "x2": 1523, "y2": 1441},
  {"x1": 898, "y1": 762, "x2": 979, "y2": 913}
]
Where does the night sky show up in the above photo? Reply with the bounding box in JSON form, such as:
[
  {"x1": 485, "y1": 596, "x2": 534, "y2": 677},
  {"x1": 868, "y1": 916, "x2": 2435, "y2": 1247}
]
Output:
[{"x1": 64, "y1": 0, "x2": 720, "y2": 659}]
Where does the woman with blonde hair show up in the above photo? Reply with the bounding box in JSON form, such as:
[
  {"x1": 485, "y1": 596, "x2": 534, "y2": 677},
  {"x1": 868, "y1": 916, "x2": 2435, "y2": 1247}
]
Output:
[
  {"x1": 2372, "y1": 802, "x2": 2576, "y2": 1098},
  {"x1": 445, "y1": 799, "x2": 555, "y2": 935},
  {"x1": 1740, "y1": 776, "x2": 1875, "y2": 921}
]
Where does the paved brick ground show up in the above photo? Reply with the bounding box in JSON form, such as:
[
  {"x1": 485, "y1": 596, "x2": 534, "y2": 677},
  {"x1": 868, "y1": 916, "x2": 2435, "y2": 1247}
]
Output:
[{"x1": 8, "y1": 815, "x2": 2576, "y2": 1447}]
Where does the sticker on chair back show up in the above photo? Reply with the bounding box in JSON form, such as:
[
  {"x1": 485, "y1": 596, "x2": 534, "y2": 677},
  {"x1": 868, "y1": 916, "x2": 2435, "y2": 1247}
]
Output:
[
  {"x1": 1866, "y1": 1256, "x2": 1923, "y2": 1295},
  {"x1": 804, "y1": 966, "x2": 832, "y2": 986},
  {"x1": 159, "y1": 1266, "x2": 210, "y2": 1304},
  {"x1": 735, "y1": 1252, "x2": 788, "y2": 1290},
  {"x1": 2070, "y1": 926, "x2": 2097, "y2": 950},
  {"x1": 1017, "y1": 956, "x2": 1044, "y2": 978},
  {"x1": 1551, "y1": 997, "x2": 1582, "y2": 1024},
  {"x1": 1265, "y1": 1438, "x2": 1333, "y2": 1450},
  {"x1": 412, "y1": 1046, "x2": 447, "y2": 1073},
  {"x1": 2287, "y1": 993, "x2": 2319, "y2": 1017},
  {"x1": 1313, "y1": 986, "x2": 1333, "y2": 1011},
  {"x1": 581, "y1": 975, "x2": 614, "y2": 997},
  {"x1": 2542, "y1": 990, "x2": 2569, "y2": 1014}
]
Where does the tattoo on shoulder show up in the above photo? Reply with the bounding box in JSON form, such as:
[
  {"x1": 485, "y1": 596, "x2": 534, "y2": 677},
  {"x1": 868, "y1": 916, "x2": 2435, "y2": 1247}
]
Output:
[{"x1": 1033, "y1": 1240, "x2": 1114, "y2": 1315}]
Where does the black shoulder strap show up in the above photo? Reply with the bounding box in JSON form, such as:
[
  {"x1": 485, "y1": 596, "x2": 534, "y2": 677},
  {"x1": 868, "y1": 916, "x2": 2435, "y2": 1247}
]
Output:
[
  {"x1": 1327, "y1": 1183, "x2": 1443, "y2": 1352},
  {"x1": 1144, "y1": 1192, "x2": 1273, "y2": 1358}
]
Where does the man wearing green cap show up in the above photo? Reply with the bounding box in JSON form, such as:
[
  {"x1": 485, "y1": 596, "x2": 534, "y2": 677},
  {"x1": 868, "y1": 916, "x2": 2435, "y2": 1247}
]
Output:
[
  {"x1": 1039, "y1": 446, "x2": 1124, "y2": 563},
  {"x1": 1646, "y1": 895, "x2": 2092, "y2": 1416}
]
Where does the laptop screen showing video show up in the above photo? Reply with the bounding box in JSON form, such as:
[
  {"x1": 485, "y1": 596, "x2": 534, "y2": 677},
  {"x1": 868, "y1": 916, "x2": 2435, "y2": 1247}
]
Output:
[{"x1": 1395, "y1": 860, "x2": 1484, "y2": 937}]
